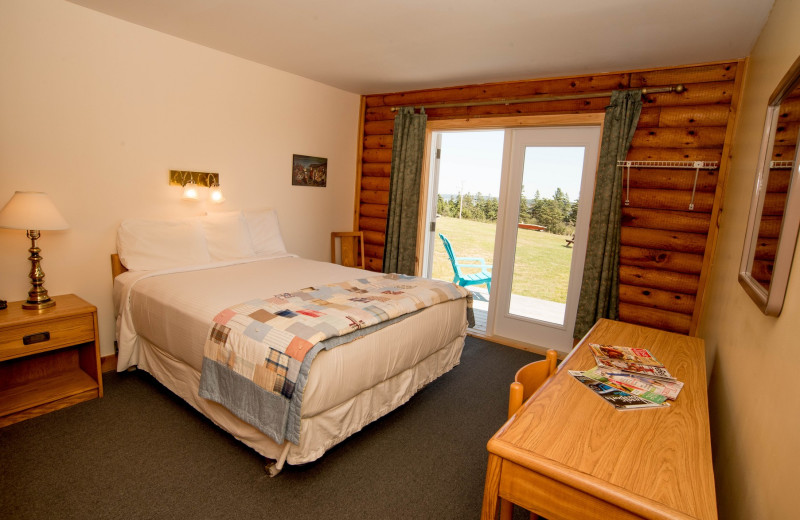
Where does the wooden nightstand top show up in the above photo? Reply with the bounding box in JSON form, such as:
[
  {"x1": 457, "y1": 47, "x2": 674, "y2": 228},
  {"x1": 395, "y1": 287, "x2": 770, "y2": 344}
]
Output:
[{"x1": 0, "y1": 294, "x2": 97, "y2": 327}]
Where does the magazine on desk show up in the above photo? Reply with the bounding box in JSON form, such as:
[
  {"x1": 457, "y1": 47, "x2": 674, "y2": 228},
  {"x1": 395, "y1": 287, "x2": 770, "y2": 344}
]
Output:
[
  {"x1": 581, "y1": 366, "x2": 683, "y2": 404},
  {"x1": 589, "y1": 343, "x2": 677, "y2": 381},
  {"x1": 568, "y1": 371, "x2": 668, "y2": 410}
]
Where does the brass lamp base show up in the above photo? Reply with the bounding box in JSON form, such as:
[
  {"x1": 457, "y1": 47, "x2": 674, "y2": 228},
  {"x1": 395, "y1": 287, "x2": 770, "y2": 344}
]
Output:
[
  {"x1": 22, "y1": 229, "x2": 56, "y2": 311},
  {"x1": 22, "y1": 298, "x2": 56, "y2": 310}
]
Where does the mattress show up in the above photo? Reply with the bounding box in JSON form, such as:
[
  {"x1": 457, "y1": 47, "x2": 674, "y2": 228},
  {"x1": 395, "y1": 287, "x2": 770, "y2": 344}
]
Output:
[{"x1": 114, "y1": 256, "x2": 468, "y2": 467}]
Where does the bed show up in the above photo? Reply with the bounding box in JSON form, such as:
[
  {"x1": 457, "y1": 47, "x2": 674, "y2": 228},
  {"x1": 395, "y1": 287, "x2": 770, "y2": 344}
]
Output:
[{"x1": 112, "y1": 210, "x2": 470, "y2": 474}]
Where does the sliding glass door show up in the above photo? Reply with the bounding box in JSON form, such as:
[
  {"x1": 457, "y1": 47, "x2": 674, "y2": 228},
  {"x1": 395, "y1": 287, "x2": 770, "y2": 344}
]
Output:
[{"x1": 489, "y1": 126, "x2": 601, "y2": 350}]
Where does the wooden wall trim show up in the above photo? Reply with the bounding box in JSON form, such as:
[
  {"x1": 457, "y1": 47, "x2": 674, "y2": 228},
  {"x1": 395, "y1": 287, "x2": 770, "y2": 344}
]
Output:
[
  {"x1": 353, "y1": 96, "x2": 367, "y2": 232},
  {"x1": 690, "y1": 58, "x2": 749, "y2": 335}
]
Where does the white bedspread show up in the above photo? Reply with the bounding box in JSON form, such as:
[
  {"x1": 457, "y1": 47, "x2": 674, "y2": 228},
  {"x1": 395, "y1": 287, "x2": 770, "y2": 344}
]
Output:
[{"x1": 114, "y1": 255, "x2": 468, "y2": 423}]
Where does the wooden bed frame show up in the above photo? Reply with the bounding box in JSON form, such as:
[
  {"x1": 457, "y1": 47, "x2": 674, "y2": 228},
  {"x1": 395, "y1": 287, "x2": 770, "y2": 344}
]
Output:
[{"x1": 110, "y1": 254, "x2": 127, "y2": 279}]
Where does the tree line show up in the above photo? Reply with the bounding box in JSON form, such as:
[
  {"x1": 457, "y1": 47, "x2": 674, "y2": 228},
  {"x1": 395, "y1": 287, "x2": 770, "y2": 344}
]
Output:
[{"x1": 437, "y1": 187, "x2": 577, "y2": 236}]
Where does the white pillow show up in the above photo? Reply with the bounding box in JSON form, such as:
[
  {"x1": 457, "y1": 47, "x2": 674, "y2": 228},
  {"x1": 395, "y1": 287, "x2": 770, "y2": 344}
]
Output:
[
  {"x1": 117, "y1": 218, "x2": 210, "y2": 271},
  {"x1": 243, "y1": 209, "x2": 287, "y2": 256},
  {"x1": 200, "y1": 211, "x2": 255, "y2": 261}
]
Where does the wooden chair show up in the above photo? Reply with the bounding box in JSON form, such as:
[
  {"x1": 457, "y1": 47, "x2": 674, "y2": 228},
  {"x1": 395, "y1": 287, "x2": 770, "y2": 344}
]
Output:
[
  {"x1": 502, "y1": 348, "x2": 559, "y2": 520},
  {"x1": 439, "y1": 233, "x2": 492, "y2": 292},
  {"x1": 508, "y1": 349, "x2": 559, "y2": 419},
  {"x1": 331, "y1": 231, "x2": 365, "y2": 269}
]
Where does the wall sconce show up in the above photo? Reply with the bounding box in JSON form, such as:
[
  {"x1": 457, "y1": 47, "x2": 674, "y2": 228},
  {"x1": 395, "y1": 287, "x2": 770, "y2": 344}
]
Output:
[
  {"x1": 181, "y1": 179, "x2": 199, "y2": 200},
  {"x1": 169, "y1": 170, "x2": 223, "y2": 202},
  {"x1": 209, "y1": 182, "x2": 225, "y2": 203}
]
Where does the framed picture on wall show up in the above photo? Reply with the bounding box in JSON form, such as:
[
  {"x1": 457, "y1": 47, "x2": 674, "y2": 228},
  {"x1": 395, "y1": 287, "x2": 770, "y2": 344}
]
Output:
[{"x1": 292, "y1": 154, "x2": 327, "y2": 187}]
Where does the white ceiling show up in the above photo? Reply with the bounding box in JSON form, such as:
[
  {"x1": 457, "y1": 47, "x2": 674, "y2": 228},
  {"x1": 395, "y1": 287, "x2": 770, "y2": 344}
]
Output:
[{"x1": 67, "y1": 0, "x2": 774, "y2": 94}]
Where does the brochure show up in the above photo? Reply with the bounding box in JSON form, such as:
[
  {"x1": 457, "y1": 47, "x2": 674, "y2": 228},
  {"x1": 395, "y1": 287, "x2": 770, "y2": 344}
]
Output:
[
  {"x1": 589, "y1": 343, "x2": 677, "y2": 381},
  {"x1": 569, "y1": 370, "x2": 668, "y2": 410},
  {"x1": 582, "y1": 366, "x2": 670, "y2": 404}
]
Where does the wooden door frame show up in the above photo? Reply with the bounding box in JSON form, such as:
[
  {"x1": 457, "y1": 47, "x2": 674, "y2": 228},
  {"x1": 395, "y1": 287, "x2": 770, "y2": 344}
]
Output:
[{"x1": 415, "y1": 113, "x2": 605, "y2": 275}]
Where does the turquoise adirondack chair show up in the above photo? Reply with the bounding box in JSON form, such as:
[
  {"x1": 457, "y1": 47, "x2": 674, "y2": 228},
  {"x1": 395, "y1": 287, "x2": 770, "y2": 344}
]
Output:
[{"x1": 439, "y1": 233, "x2": 492, "y2": 292}]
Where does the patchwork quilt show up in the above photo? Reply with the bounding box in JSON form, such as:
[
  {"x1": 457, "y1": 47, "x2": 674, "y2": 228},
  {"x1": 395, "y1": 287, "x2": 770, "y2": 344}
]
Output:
[{"x1": 198, "y1": 274, "x2": 473, "y2": 444}]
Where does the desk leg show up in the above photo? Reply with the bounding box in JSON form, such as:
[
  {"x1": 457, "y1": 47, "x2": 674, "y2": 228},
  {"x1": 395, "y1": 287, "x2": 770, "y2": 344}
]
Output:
[
  {"x1": 482, "y1": 454, "x2": 503, "y2": 520},
  {"x1": 499, "y1": 499, "x2": 513, "y2": 520}
]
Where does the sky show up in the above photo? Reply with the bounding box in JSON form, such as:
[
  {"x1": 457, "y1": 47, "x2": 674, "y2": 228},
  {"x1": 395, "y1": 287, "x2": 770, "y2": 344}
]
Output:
[{"x1": 437, "y1": 130, "x2": 584, "y2": 201}]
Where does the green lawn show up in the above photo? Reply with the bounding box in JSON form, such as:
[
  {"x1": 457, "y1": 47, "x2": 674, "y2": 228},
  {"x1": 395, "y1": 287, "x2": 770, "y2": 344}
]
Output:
[{"x1": 432, "y1": 217, "x2": 573, "y2": 303}]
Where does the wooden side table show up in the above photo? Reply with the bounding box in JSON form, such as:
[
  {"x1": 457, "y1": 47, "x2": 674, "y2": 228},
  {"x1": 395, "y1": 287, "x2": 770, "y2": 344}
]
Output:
[{"x1": 0, "y1": 294, "x2": 103, "y2": 427}]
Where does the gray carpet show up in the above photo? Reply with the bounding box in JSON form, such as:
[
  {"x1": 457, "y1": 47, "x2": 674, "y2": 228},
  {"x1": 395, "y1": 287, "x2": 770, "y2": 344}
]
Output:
[{"x1": 0, "y1": 337, "x2": 542, "y2": 519}]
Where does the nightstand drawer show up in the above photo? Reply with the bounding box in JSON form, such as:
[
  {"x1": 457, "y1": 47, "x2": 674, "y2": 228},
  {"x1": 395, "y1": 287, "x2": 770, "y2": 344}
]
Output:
[{"x1": 0, "y1": 314, "x2": 96, "y2": 362}]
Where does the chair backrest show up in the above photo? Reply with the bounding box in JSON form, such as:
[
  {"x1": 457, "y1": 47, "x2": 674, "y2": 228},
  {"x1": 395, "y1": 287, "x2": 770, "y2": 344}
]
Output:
[
  {"x1": 508, "y1": 349, "x2": 559, "y2": 419},
  {"x1": 331, "y1": 231, "x2": 365, "y2": 269},
  {"x1": 438, "y1": 233, "x2": 462, "y2": 276}
]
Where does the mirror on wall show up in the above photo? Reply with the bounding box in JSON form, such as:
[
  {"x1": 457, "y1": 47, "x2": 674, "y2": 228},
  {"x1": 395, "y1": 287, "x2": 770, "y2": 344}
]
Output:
[{"x1": 740, "y1": 55, "x2": 800, "y2": 316}]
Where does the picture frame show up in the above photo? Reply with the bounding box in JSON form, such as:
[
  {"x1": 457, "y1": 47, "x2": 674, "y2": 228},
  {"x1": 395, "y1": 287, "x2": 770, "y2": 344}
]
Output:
[{"x1": 292, "y1": 154, "x2": 327, "y2": 187}]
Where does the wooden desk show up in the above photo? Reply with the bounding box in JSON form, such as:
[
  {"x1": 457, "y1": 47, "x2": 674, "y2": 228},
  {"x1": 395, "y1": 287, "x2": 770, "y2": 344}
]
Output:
[{"x1": 482, "y1": 319, "x2": 717, "y2": 520}]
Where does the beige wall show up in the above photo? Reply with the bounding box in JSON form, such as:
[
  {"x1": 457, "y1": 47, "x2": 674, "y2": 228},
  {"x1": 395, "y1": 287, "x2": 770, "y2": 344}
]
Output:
[
  {"x1": 698, "y1": 0, "x2": 799, "y2": 518},
  {"x1": 0, "y1": 0, "x2": 360, "y2": 357}
]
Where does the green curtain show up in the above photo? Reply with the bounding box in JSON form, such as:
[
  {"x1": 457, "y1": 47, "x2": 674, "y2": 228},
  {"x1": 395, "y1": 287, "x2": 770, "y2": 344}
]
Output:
[
  {"x1": 573, "y1": 90, "x2": 642, "y2": 339},
  {"x1": 383, "y1": 107, "x2": 428, "y2": 275}
]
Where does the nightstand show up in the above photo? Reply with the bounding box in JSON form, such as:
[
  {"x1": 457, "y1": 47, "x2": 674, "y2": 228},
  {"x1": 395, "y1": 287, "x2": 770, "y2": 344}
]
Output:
[{"x1": 0, "y1": 294, "x2": 103, "y2": 427}]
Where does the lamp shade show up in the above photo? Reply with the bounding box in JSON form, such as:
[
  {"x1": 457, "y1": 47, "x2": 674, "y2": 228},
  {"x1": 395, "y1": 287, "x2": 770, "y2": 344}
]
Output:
[{"x1": 0, "y1": 191, "x2": 69, "y2": 230}]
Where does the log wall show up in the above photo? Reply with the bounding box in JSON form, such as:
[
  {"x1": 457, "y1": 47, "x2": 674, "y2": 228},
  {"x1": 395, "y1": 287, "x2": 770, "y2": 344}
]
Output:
[{"x1": 355, "y1": 61, "x2": 745, "y2": 336}]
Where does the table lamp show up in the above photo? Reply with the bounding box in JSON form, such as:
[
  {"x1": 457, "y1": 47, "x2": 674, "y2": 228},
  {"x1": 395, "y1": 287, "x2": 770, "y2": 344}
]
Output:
[{"x1": 0, "y1": 191, "x2": 69, "y2": 309}]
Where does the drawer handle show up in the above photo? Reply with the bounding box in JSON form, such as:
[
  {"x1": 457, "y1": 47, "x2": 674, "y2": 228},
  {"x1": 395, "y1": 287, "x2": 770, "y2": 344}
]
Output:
[{"x1": 23, "y1": 331, "x2": 50, "y2": 345}]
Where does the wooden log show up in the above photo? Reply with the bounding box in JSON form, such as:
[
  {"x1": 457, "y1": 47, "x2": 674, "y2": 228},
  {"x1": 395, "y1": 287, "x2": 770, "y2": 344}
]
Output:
[
  {"x1": 766, "y1": 169, "x2": 791, "y2": 193},
  {"x1": 364, "y1": 243, "x2": 385, "y2": 260},
  {"x1": 625, "y1": 168, "x2": 718, "y2": 192},
  {"x1": 364, "y1": 120, "x2": 395, "y2": 135},
  {"x1": 773, "y1": 121, "x2": 799, "y2": 146},
  {"x1": 657, "y1": 105, "x2": 731, "y2": 127},
  {"x1": 365, "y1": 256, "x2": 383, "y2": 272},
  {"x1": 777, "y1": 97, "x2": 800, "y2": 123},
  {"x1": 630, "y1": 63, "x2": 738, "y2": 87},
  {"x1": 362, "y1": 149, "x2": 392, "y2": 163},
  {"x1": 625, "y1": 147, "x2": 722, "y2": 162},
  {"x1": 360, "y1": 190, "x2": 389, "y2": 205},
  {"x1": 362, "y1": 230, "x2": 386, "y2": 246},
  {"x1": 762, "y1": 193, "x2": 788, "y2": 216},
  {"x1": 620, "y1": 227, "x2": 708, "y2": 254},
  {"x1": 379, "y1": 74, "x2": 629, "y2": 108},
  {"x1": 619, "y1": 265, "x2": 700, "y2": 295},
  {"x1": 770, "y1": 145, "x2": 796, "y2": 161},
  {"x1": 364, "y1": 94, "x2": 386, "y2": 108},
  {"x1": 642, "y1": 81, "x2": 734, "y2": 108},
  {"x1": 618, "y1": 303, "x2": 691, "y2": 335},
  {"x1": 360, "y1": 177, "x2": 390, "y2": 192},
  {"x1": 619, "y1": 246, "x2": 704, "y2": 275},
  {"x1": 753, "y1": 237, "x2": 778, "y2": 261},
  {"x1": 757, "y1": 215, "x2": 783, "y2": 238},
  {"x1": 363, "y1": 134, "x2": 394, "y2": 149},
  {"x1": 636, "y1": 108, "x2": 661, "y2": 128},
  {"x1": 362, "y1": 163, "x2": 392, "y2": 176},
  {"x1": 623, "y1": 188, "x2": 714, "y2": 213},
  {"x1": 620, "y1": 208, "x2": 711, "y2": 233},
  {"x1": 359, "y1": 216, "x2": 387, "y2": 233},
  {"x1": 749, "y1": 260, "x2": 773, "y2": 284},
  {"x1": 457, "y1": 98, "x2": 608, "y2": 118},
  {"x1": 630, "y1": 127, "x2": 727, "y2": 149},
  {"x1": 619, "y1": 284, "x2": 696, "y2": 315},
  {"x1": 359, "y1": 203, "x2": 388, "y2": 219}
]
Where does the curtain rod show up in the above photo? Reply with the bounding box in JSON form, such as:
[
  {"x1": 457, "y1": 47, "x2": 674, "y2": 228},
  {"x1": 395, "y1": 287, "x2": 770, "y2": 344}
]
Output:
[{"x1": 389, "y1": 84, "x2": 685, "y2": 112}]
